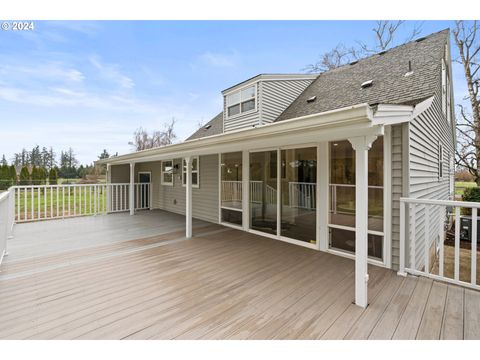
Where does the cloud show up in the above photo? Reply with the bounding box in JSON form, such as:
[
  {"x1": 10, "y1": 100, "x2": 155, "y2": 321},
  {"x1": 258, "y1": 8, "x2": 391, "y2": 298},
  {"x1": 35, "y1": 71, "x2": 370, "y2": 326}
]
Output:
[
  {"x1": 198, "y1": 50, "x2": 240, "y2": 68},
  {"x1": 0, "y1": 63, "x2": 85, "y2": 83},
  {"x1": 89, "y1": 55, "x2": 135, "y2": 89}
]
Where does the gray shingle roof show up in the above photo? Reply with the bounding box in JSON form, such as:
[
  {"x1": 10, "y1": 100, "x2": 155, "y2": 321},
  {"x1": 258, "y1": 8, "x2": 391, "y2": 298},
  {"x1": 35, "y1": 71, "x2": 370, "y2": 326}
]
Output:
[
  {"x1": 186, "y1": 112, "x2": 223, "y2": 141},
  {"x1": 276, "y1": 29, "x2": 449, "y2": 122}
]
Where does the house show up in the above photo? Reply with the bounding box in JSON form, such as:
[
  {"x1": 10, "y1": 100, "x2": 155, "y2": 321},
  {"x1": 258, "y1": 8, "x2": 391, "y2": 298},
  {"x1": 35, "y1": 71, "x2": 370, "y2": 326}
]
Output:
[{"x1": 97, "y1": 29, "x2": 456, "y2": 308}]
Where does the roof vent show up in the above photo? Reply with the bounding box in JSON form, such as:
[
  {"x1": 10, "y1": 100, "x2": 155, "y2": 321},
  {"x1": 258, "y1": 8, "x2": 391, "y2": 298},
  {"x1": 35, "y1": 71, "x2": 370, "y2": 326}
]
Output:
[
  {"x1": 306, "y1": 96, "x2": 317, "y2": 103},
  {"x1": 378, "y1": 50, "x2": 387, "y2": 55},
  {"x1": 415, "y1": 36, "x2": 426, "y2": 43},
  {"x1": 404, "y1": 60, "x2": 414, "y2": 77},
  {"x1": 349, "y1": 60, "x2": 359, "y2": 66},
  {"x1": 204, "y1": 124, "x2": 211, "y2": 130},
  {"x1": 361, "y1": 80, "x2": 373, "y2": 89}
]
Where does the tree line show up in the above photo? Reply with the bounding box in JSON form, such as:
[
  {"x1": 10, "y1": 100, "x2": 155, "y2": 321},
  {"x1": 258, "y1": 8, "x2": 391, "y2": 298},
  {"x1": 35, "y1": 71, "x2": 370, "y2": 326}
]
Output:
[{"x1": 0, "y1": 147, "x2": 110, "y2": 189}]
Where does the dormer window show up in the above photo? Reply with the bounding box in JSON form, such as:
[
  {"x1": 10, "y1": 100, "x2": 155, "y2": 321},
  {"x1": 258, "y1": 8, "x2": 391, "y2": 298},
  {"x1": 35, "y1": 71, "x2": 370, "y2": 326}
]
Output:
[{"x1": 226, "y1": 85, "x2": 256, "y2": 118}]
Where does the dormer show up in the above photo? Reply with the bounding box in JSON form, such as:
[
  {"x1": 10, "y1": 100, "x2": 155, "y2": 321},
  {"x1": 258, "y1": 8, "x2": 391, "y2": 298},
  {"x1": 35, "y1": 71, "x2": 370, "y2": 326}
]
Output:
[{"x1": 221, "y1": 74, "x2": 317, "y2": 132}]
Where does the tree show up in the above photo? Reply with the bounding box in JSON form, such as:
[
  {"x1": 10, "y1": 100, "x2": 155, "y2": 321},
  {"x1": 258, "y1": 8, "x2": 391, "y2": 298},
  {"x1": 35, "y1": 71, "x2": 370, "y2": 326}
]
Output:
[
  {"x1": 19, "y1": 166, "x2": 30, "y2": 185},
  {"x1": 1, "y1": 155, "x2": 7, "y2": 166},
  {"x1": 453, "y1": 21, "x2": 480, "y2": 184},
  {"x1": 129, "y1": 118, "x2": 177, "y2": 151},
  {"x1": 305, "y1": 21, "x2": 423, "y2": 73},
  {"x1": 9, "y1": 165, "x2": 17, "y2": 185},
  {"x1": 48, "y1": 168, "x2": 58, "y2": 185},
  {"x1": 0, "y1": 165, "x2": 8, "y2": 190}
]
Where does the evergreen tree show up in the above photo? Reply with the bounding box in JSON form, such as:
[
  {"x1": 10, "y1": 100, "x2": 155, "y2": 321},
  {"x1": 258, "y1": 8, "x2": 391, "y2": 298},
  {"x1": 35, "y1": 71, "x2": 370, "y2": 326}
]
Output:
[
  {"x1": 0, "y1": 165, "x2": 8, "y2": 190},
  {"x1": 1, "y1": 154, "x2": 7, "y2": 166},
  {"x1": 9, "y1": 165, "x2": 17, "y2": 185},
  {"x1": 48, "y1": 168, "x2": 58, "y2": 185},
  {"x1": 31, "y1": 166, "x2": 38, "y2": 185},
  {"x1": 19, "y1": 166, "x2": 30, "y2": 185}
]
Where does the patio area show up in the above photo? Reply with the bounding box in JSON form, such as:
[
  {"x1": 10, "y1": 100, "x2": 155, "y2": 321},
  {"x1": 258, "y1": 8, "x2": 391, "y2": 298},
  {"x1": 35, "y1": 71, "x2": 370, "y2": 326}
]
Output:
[{"x1": 0, "y1": 210, "x2": 479, "y2": 340}]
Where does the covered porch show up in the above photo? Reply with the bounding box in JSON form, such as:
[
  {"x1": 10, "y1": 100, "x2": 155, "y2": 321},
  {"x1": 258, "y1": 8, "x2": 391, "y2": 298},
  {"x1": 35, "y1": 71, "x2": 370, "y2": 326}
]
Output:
[{"x1": 0, "y1": 210, "x2": 478, "y2": 340}]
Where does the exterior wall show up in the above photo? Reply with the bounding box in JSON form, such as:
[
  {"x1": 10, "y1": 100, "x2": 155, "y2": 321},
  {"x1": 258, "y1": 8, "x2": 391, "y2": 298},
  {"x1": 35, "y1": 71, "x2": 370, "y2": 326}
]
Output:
[
  {"x1": 110, "y1": 164, "x2": 129, "y2": 183},
  {"x1": 157, "y1": 154, "x2": 219, "y2": 223},
  {"x1": 223, "y1": 79, "x2": 314, "y2": 132},
  {"x1": 390, "y1": 124, "x2": 404, "y2": 270},
  {"x1": 260, "y1": 79, "x2": 314, "y2": 124},
  {"x1": 408, "y1": 85, "x2": 455, "y2": 270}
]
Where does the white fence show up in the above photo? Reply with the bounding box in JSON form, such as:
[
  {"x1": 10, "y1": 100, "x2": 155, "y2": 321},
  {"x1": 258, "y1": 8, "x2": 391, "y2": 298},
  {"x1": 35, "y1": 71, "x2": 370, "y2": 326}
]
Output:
[
  {"x1": 11, "y1": 183, "x2": 151, "y2": 223},
  {"x1": 400, "y1": 197, "x2": 480, "y2": 291},
  {"x1": 221, "y1": 181, "x2": 264, "y2": 204},
  {"x1": 0, "y1": 189, "x2": 15, "y2": 265}
]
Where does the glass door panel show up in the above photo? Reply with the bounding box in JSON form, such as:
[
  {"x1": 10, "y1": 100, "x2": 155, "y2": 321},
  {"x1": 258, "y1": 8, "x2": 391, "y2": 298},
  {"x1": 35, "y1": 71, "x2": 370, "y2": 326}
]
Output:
[
  {"x1": 250, "y1": 150, "x2": 277, "y2": 235},
  {"x1": 280, "y1": 147, "x2": 317, "y2": 243},
  {"x1": 221, "y1": 152, "x2": 243, "y2": 226}
]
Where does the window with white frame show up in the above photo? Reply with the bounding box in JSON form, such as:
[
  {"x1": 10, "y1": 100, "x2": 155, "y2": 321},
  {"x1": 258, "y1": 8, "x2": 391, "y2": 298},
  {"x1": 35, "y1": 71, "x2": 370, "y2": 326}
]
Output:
[
  {"x1": 438, "y1": 142, "x2": 444, "y2": 180},
  {"x1": 225, "y1": 85, "x2": 256, "y2": 118},
  {"x1": 182, "y1": 156, "x2": 199, "y2": 187},
  {"x1": 161, "y1": 160, "x2": 173, "y2": 185}
]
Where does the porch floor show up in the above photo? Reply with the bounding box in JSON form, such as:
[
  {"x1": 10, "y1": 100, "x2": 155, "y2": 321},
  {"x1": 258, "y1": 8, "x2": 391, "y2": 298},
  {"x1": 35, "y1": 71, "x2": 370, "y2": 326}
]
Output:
[{"x1": 0, "y1": 211, "x2": 479, "y2": 340}]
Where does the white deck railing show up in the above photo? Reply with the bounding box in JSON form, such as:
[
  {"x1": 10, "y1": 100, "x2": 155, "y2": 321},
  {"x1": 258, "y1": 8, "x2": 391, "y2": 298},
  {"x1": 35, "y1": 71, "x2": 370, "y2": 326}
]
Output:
[
  {"x1": 0, "y1": 189, "x2": 15, "y2": 265},
  {"x1": 10, "y1": 183, "x2": 151, "y2": 223},
  {"x1": 400, "y1": 197, "x2": 480, "y2": 291},
  {"x1": 289, "y1": 182, "x2": 316, "y2": 209}
]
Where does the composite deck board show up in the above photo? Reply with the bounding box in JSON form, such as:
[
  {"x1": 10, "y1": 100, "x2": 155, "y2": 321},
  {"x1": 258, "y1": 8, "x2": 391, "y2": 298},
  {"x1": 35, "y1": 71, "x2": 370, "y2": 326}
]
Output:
[
  {"x1": 0, "y1": 211, "x2": 477, "y2": 339},
  {"x1": 440, "y1": 285, "x2": 464, "y2": 339}
]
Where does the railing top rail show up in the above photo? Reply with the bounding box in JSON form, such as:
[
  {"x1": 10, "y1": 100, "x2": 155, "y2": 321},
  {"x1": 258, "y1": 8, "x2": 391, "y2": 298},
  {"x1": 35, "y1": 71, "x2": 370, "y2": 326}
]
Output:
[
  {"x1": 400, "y1": 197, "x2": 480, "y2": 209},
  {"x1": 11, "y1": 183, "x2": 136, "y2": 189}
]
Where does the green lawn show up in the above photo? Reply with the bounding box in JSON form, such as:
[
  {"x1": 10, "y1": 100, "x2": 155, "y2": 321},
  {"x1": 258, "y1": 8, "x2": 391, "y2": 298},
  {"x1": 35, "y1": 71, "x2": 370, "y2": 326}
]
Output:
[
  {"x1": 15, "y1": 186, "x2": 107, "y2": 221},
  {"x1": 455, "y1": 181, "x2": 477, "y2": 197}
]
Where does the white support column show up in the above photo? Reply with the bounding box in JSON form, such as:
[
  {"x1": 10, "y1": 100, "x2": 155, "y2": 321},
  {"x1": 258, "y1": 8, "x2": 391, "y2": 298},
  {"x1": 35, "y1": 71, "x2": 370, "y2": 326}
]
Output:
[
  {"x1": 106, "y1": 164, "x2": 111, "y2": 213},
  {"x1": 242, "y1": 150, "x2": 249, "y2": 230},
  {"x1": 348, "y1": 135, "x2": 377, "y2": 308},
  {"x1": 129, "y1": 162, "x2": 135, "y2": 216},
  {"x1": 185, "y1": 156, "x2": 193, "y2": 238},
  {"x1": 318, "y1": 142, "x2": 329, "y2": 251}
]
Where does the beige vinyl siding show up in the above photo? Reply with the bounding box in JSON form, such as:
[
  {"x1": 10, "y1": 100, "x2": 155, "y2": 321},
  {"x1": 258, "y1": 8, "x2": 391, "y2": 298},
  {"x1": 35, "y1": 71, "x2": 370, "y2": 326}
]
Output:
[
  {"x1": 135, "y1": 161, "x2": 161, "y2": 209},
  {"x1": 408, "y1": 83, "x2": 455, "y2": 271},
  {"x1": 157, "y1": 154, "x2": 219, "y2": 223},
  {"x1": 110, "y1": 164, "x2": 129, "y2": 183},
  {"x1": 390, "y1": 124, "x2": 404, "y2": 270},
  {"x1": 260, "y1": 79, "x2": 314, "y2": 124}
]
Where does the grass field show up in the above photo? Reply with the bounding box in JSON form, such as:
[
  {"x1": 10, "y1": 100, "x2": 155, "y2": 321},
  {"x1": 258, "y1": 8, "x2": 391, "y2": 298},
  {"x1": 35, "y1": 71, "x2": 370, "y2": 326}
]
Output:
[
  {"x1": 455, "y1": 181, "x2": 477, "y2": 197},
  {"x1": 15, "y1": 186, "x2": 107, "y2": 221}
]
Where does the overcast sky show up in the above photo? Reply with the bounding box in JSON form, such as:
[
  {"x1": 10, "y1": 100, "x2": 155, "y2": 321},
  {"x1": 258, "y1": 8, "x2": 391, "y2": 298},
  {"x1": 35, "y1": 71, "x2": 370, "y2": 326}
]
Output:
[{"x1": 0, "y1": 20, "x2": 465, "y2": 164}]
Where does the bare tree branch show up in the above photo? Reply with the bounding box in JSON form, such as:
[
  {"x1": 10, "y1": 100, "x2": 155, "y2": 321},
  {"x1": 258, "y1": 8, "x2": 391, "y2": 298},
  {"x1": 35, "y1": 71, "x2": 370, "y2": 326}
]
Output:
[{"x1": 128, "y1": 118, "x2": 177, "y2": 151}]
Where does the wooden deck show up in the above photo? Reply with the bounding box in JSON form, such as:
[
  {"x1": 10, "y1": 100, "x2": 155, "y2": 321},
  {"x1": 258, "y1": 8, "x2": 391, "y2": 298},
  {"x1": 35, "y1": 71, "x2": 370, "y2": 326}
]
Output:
[{"x1": 0, "y1": 211, "x2": 479, "y2": 340}]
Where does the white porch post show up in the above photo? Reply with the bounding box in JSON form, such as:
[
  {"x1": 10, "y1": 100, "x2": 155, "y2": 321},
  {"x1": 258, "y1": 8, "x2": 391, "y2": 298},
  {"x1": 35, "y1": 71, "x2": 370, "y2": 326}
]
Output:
[
  {"x1": 106, "y1": 163, "x2": 111, "y2": 213},
  {"x1": 185, "y1": 156, "x2": 193, "y2": 238},
  {"x1": 349, "y1": 135, "x2": 377, "y2": 308},
  {"x1": 242, "y1": 150, "x2": 249, "y2": 230},
  {"x1": 129, "y1": 162, "x2": 135, "y2": 215}
]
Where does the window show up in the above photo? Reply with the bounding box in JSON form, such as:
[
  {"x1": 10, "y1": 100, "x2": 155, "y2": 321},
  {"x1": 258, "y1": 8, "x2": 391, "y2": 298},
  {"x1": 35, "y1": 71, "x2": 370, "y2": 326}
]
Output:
[
  {"x1": 226, "y1": 85, "x2": 256, "y2": 118},
  {"x1": 161, "y1": 160, "x2": 173, "y2": 186},
  {"x1": 438, "y1": 142, "x2": 444, "y2": 180},
  {"x1": 182, "y1": 156, "x2": 199, "y2": 188}
]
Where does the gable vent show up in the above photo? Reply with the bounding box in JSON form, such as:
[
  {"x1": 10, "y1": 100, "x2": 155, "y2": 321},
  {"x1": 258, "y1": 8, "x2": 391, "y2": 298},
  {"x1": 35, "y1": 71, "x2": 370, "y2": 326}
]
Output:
[
  {"x1": 204, "y1": 124, "x2": 212, "y2": 130},
  {"x1": 361, "y1": 80, "x2": 373, "y2": 89},
  {"x1": 306, "y1": 96, "x2": 317, "y2": 103}
]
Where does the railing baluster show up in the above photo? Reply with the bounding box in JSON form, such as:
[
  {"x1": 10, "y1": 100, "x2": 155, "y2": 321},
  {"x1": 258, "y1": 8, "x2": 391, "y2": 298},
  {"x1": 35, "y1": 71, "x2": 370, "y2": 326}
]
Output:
[
  {"x1": 37, "y1": 187, "x2": 40, "y2": 220},
  {"x1": 68, "y1": 186, "x2": 71, "y2": 217},
  {"x1": 62, "y1": 186, "x2": 65, "y2": 218},
  {"x1": 84, "y1": 186, "x2": 87, "y2": 214},
  {"x1": 30, "y1": 186, "x2": 34, "y2": 221},
  {"x1": 439, "y1": 205, "x2": 444, "y2": 277},
  {"x1": 73, "y1": 186, "x2": 76, "y2": 216},
  {"x1": 57, "y1": 187, "x2": 59, "y2": 218},
  {"x1": 454, "y1": 206, "x2": 460, "y2": 281},
  {"x1": 472, "y1": 207, "x2": 477, "y2": 286},
  {"x1": 44, "y1": 186, "x2": 47, "y2": 219},
  {"x1": 50, "y1": 186, "x2": 53, "y2": 218},
  {"x1": 424, "y1": 205, "x2": 430, "y2": 274},
  {"x1": 94, "y1": 185, "x2": 97, "y2": 215},
  {"x1": 410, "y1": 203, "x2": 417, "y2": 270}
]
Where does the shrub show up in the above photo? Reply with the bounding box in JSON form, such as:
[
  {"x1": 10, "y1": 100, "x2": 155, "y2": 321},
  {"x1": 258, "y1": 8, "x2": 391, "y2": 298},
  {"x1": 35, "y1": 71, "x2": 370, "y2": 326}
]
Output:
[
  {"x1": 48, "y1": 168, "x2": 58, "y2": 185},
  {"x1": 462, "y1": 187, "x2": 480, "y2": 215},
  {"x1": 19, "y1": 166, "x2": 30, "y2": 185}
]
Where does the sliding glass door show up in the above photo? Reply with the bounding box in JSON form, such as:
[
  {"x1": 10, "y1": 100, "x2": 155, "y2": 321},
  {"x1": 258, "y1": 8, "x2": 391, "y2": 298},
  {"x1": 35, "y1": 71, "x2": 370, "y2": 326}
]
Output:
[
  {"x1": 249, "y1": 150, "x2": 277, "y2": 235},
  {"x1": 328, "y1": 137, "x2": 384, "y2": 260},
  {"x1": 220, "y1": 152, "x2": 243, "y2": 226},
  {"x1": 280, "y1": 147, "x2": 317, "y2": 243}
]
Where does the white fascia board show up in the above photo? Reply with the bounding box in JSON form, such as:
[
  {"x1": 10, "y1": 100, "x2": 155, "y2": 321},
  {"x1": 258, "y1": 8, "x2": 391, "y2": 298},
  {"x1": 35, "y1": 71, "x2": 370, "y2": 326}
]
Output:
[
  {"x1": 371, "y1": 96, "x2": 434, "y2": 126},
  {"x1": 98, "y1": 103, "x2": 375, "y2": 166}
]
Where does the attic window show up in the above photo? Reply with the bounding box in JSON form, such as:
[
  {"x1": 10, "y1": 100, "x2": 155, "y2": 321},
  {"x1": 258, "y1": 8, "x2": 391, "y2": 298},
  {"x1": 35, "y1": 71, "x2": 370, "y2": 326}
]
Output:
[
  {"x1": 204, "y1": 124, "x2": 212, "y2": 130},
  {"x1": 306, "y1": 96, "x2": 317, "y2": 103},
  {"x1": 361, "y1": 80, "x2": 373, "y2": 88}
]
